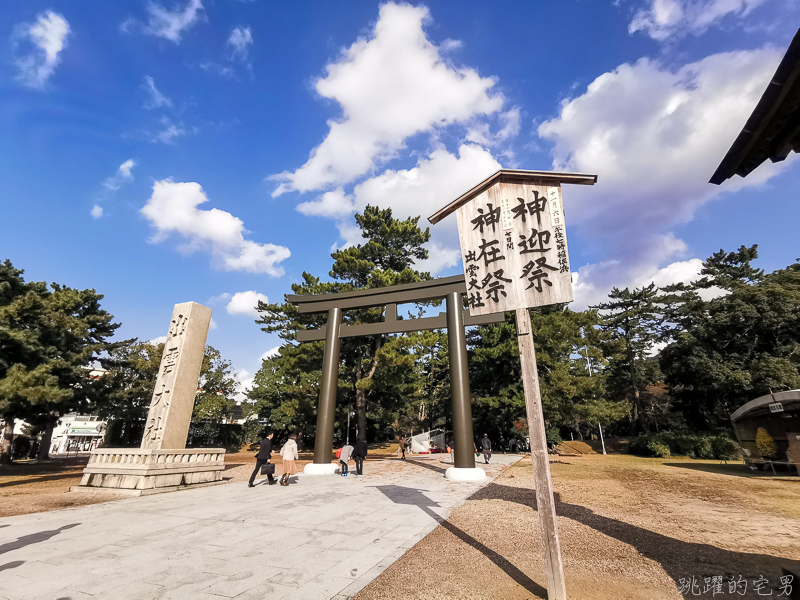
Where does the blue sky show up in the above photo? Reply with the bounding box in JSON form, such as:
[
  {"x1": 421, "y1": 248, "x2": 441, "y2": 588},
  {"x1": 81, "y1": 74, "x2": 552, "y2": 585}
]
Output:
[{"x1": 2, "y1": 0, "x2": 798, "y2": 394}]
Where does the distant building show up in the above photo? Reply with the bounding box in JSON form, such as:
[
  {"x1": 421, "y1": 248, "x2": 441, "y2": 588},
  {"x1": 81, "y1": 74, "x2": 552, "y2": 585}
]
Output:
[{"x1": 50, "y1": 413, "x2": 107, "y2": 454}]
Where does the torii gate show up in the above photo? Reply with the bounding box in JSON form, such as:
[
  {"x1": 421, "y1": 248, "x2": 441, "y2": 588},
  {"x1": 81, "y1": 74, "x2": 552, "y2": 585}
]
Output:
[{"x1": 287, "y1": 274, "x2": 503, "y2": 480}]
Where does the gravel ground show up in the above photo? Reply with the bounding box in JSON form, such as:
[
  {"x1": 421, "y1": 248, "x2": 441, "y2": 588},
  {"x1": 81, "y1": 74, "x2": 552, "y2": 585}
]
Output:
[{"x1": 354, "y1": 454, "x2": 800, "y2": 600}]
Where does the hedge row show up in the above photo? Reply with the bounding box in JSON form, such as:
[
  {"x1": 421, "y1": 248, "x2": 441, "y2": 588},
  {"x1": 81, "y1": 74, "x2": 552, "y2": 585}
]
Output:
[{"x1": 629, "y1": 431, "x2": 740, "y2": 460}]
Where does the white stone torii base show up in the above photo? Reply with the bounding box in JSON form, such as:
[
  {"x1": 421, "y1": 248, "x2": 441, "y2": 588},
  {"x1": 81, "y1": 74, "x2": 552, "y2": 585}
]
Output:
[
  {"x1": 445, "y1": 466, "x2": 487, "y2": 482},
  {"x1": 303, "y1": 462, "x2": 338, "y2": 475}
]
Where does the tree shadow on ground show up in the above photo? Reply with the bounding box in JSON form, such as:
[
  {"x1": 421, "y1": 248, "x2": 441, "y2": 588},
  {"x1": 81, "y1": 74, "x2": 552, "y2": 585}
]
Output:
[
  {"x1": 471, "y1": 482, "x2": 800, "y2": 598},
  {"x1": 0, "y1": 473, "x2": 84, "y2": 488},
  {"x1": 0, "y1": 561, "x2": 24, "y2": 572},
  {"x1": 0, "y1": 523, "x2": 79, "y2": 556},
  {"x1": 402, "y1": 458, "x2": 447, "y2": 475},
  {"x1": 663, "y1": 461, "x2": 799, "y2": 480},
  {"x1": 0, "y1": 459, "x2": 87, "y2": 478},
  {"x1": 373, "y1": 484, "x2": 547, "y2": 598}
]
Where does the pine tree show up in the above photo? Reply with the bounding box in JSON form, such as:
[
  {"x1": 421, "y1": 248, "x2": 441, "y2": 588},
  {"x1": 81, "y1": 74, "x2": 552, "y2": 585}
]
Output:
[{"x1": 593, "y1": 284, "x2": 661, "y2": 433}]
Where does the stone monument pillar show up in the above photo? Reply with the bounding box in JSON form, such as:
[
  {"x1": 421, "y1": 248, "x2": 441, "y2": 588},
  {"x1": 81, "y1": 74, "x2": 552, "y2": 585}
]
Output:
[
  {"x1": 141, "y1": 302, "x2": 212, "y2": 450},
  {"x1": 74, "y1": 302, "x2": 227, "y2": 496}
]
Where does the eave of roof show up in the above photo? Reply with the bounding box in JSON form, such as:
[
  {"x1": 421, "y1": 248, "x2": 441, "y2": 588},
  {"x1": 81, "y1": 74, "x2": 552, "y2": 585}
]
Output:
[
  {"x1": 730, "y1": 389, "x2": 800, "y2": 422},
  {"x1": 710, "y1": 28, "x2": 800, "y2": 185},
  {"x1": 427, "y1": 169, "x2": 597, "y2": 225}
]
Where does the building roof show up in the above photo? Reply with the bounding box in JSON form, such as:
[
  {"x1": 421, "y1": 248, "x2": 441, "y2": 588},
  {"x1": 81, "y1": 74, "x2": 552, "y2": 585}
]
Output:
[
  {"x1": 730, "y1": 389, "x2": 800, "y2": 422},
  {"x1": 427, "y1": 169, "x2": 597, "y2": 225},
  {"x1": 710, "y1": 28, "x2": 800, "y2": 185}
]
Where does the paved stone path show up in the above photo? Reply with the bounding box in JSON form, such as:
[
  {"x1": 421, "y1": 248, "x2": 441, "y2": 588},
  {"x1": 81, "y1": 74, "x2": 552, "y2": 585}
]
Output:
[{"x1": 0, "y1": 454, "x2": 520, "y2": 600}]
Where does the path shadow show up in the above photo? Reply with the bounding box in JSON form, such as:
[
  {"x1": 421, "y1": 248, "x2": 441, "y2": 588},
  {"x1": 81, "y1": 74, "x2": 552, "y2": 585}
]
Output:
[
  {"x1": 664, "y1": 461, "x2": 799, "y2": 479},
  {"x1": 0, "y1": 560, "x2": 24, "y2": 572},
  {"x1": 373, "y1": 484, "x2": 547, "y2": 598},
  {"x1": 0, "y1": 523, "x2": 79, "y2": 556},
  {"x1": 223, "y1": 463, "x2": 246, "y2": 471},
  {"x1": 403, "y1": 458, "x2": 447, "y2": 475},
  {"x1": 0, "y1": 473, "x2": 84, "y2": 488},
  {"x1": 472, "y1": 482, "x2": 800, "y2": 597}
]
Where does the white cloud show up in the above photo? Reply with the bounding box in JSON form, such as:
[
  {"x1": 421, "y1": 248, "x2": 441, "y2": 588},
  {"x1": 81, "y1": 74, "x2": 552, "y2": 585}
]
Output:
[
  {"x1": 14, "y1": 11, "x2": 70, "y2": 89},
  {"x1": 296, "y1": 189, "x2": 355, "y2": 218},
  {"x1": 152, "y1": 117, "x2": 186, "y2": 144},
  {"x1": 270, "y1": 3, "x2": 503, "y2": 196},
  {"x1": 209, "y1": 318, "x2": 218, "y2": 330},
  {"x1": 200, "y1": 62, "x2": 236, "y2": 79},
  {"x1": 226, "y1": 290, "x2": 269, "y2": 318},
  {"x1": 261, "y1": 346, "x2": 280, "y2": 361},
  {"x1": 145, "y1": 0, "x2": 203, "y2": 43},
  {"x1": 465, "y1": 108, "x2": 521, "y2": 147},
  {"x1": 227, "y1": 27, "x2": 252, "y2": 60},
  {"x1": 142, "y1": 76, "x2": 172, "y2": 109},
  {"x1": 302, "y1": 143, "x2": 501, "y2": 274},
  {"x1": 234, "y1": 368, "x2": 254, "y2": 402},
  {"x1": 90, "y1": 205, "x2": 103, "y2": 219},
  {"x1": 538, "y1": 48, "x2": 795, "y2": 302},
  {"x1": 208, "y1": 292, "x2": 232, "y2": 305},
  {"x1": 103, "y1": 159, "x2": 136, "y2": 191},
  {"x1": 140, "y1": 179, "x2": 291, "y2": 276},
  {"x1": 149, "y1": 335, "x2": 168, "y2": 345},
  {"x1": 629, "y1": 0, "x2": 771, "y2": 40}
]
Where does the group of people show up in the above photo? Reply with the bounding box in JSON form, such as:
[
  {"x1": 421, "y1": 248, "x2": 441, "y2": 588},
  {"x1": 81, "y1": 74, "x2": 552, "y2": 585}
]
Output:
[
  {"x1": 337, "y1": 440, "x2": 368, "y2": 476},
  {"x1": 248, "y1": 432, "x2": 371, "y2": 486},
  {"x1": 248, "y1": 431, "x2": 299, "y2": 487}
]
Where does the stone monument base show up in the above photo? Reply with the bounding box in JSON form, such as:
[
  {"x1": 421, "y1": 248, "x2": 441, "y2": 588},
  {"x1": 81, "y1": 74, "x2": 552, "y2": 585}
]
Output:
[{"x1": 73, "y1": 447, "x2": 226, "y2": 496}]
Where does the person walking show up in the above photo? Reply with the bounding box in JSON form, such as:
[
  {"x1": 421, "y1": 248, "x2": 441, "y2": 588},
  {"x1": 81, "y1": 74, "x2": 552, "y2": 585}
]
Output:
[
  {"x1": 339, "y1": 443, "x2": 354, "y2": 477},
  {"x1": 352, "y1": 439, "x2": 368, "y2": 476},
  {"x1": 249, "y1": 431, "x2": 276, "y2": 487},
  {"x1": 481, "y1": 433, "x2": 492, "y2": 464},
  {"x1": 398, "y1": 436, "x2": 407, "y2": 460},
  {"x1": 280, "y1": 433, "x2": 299, "y2": 486}
]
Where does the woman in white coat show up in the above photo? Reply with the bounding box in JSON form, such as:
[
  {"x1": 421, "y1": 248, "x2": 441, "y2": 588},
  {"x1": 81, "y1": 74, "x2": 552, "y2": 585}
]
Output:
[{"x1": 280, "y1": 433, "x2": 299, "y2": 486}]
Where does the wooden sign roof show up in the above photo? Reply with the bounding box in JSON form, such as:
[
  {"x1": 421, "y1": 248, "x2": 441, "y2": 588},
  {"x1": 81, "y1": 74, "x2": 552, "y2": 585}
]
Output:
[{"x1": 427, "y1": 169, "x2": 596, "y2": 225}]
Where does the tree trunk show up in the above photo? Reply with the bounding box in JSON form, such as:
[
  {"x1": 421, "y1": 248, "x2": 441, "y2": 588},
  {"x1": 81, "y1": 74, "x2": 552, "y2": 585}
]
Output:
[
  {"x1": 1, "y1": 417, "x2": 14, "y2": 464},
  {"x1": 37, "y1": 414, "x2": 58, "y2": 461},
  {"x1": 633, "y1": 388, "x2": 648, "y2": 433},
  {"x1": 355, "y1": 338, "x2": 381, "y2": 443}
]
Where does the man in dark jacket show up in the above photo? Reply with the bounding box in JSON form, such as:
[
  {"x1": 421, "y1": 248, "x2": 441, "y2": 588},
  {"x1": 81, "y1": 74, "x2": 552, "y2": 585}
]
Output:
[
  {"x1": 248, "y1": 432, "x2": 276, "y2": 487},
  {"x1": 352, "y1": 439, "x2": 368, "y2": 476},
  {"x1": 481, "y1": 434, "x2": 492, "y2": 464}
]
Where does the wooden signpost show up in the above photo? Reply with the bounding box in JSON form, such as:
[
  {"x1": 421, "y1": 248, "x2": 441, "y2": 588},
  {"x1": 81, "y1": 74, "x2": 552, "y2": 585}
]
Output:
[{"x1": 430, "y1": 169, "x2": 597, "y2": 600}]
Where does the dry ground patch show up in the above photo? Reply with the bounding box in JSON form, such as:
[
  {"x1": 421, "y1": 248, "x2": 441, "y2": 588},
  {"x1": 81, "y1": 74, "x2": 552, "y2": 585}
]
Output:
[{"x1": 355, "y1": 454, "x2": 800, "y2": 600}]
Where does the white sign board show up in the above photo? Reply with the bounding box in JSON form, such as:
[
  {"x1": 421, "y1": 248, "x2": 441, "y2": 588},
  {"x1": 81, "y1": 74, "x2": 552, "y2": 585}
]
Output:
[
  {"x1": 456, "y1": 181, "x2": 573, "y2": 316},
  {"x1": 769, "y1": 402, "x2": 784, "y2": 413}
]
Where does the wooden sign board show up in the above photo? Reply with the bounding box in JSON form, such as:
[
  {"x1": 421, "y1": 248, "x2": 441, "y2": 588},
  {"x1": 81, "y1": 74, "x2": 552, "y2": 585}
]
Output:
[{"x1": 455, "y1": 181, "x2": 572, "y2": 316}]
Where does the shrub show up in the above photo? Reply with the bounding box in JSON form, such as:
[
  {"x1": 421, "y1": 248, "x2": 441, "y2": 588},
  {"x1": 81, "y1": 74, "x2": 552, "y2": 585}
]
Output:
[
  {"x1": 630, "y1": 430, "x2": 741, "y2": 460},
  {"x1": 647, "y1": 440, "x2": 671, "y2": 458},
  {"x1": 755, "y1": 427, "x2": 778, "y2": 459},
  {"x1": 545, "y1": 427, "x2": 562, "y2": 447},
  {"x1": 711, "y1": 435, "x2": 740, "y2": 461}
]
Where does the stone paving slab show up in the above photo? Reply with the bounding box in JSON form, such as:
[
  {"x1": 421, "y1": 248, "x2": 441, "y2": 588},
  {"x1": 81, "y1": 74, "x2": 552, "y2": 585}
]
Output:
[{"x1": 0, "y1": 454, "x2": 520, "y2": 600}]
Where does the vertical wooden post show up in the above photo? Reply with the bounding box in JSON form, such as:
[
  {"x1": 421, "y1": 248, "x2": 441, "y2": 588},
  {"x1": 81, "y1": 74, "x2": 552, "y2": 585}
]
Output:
[{"x1": 515, "y1": 308, "x2": 567, "y2": 600}]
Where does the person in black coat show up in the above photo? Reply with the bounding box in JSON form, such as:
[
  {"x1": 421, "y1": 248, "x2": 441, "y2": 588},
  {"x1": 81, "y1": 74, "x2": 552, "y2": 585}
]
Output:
[
  {"x1": 481, "y1": 434, "x2": 492, "y2": 464},
  {"x1": 352, "y1": 439, "x2": 368, "y2": 476},
  {"x1": 249, "y1": 432, "x2": 276, "y2": 487}
]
